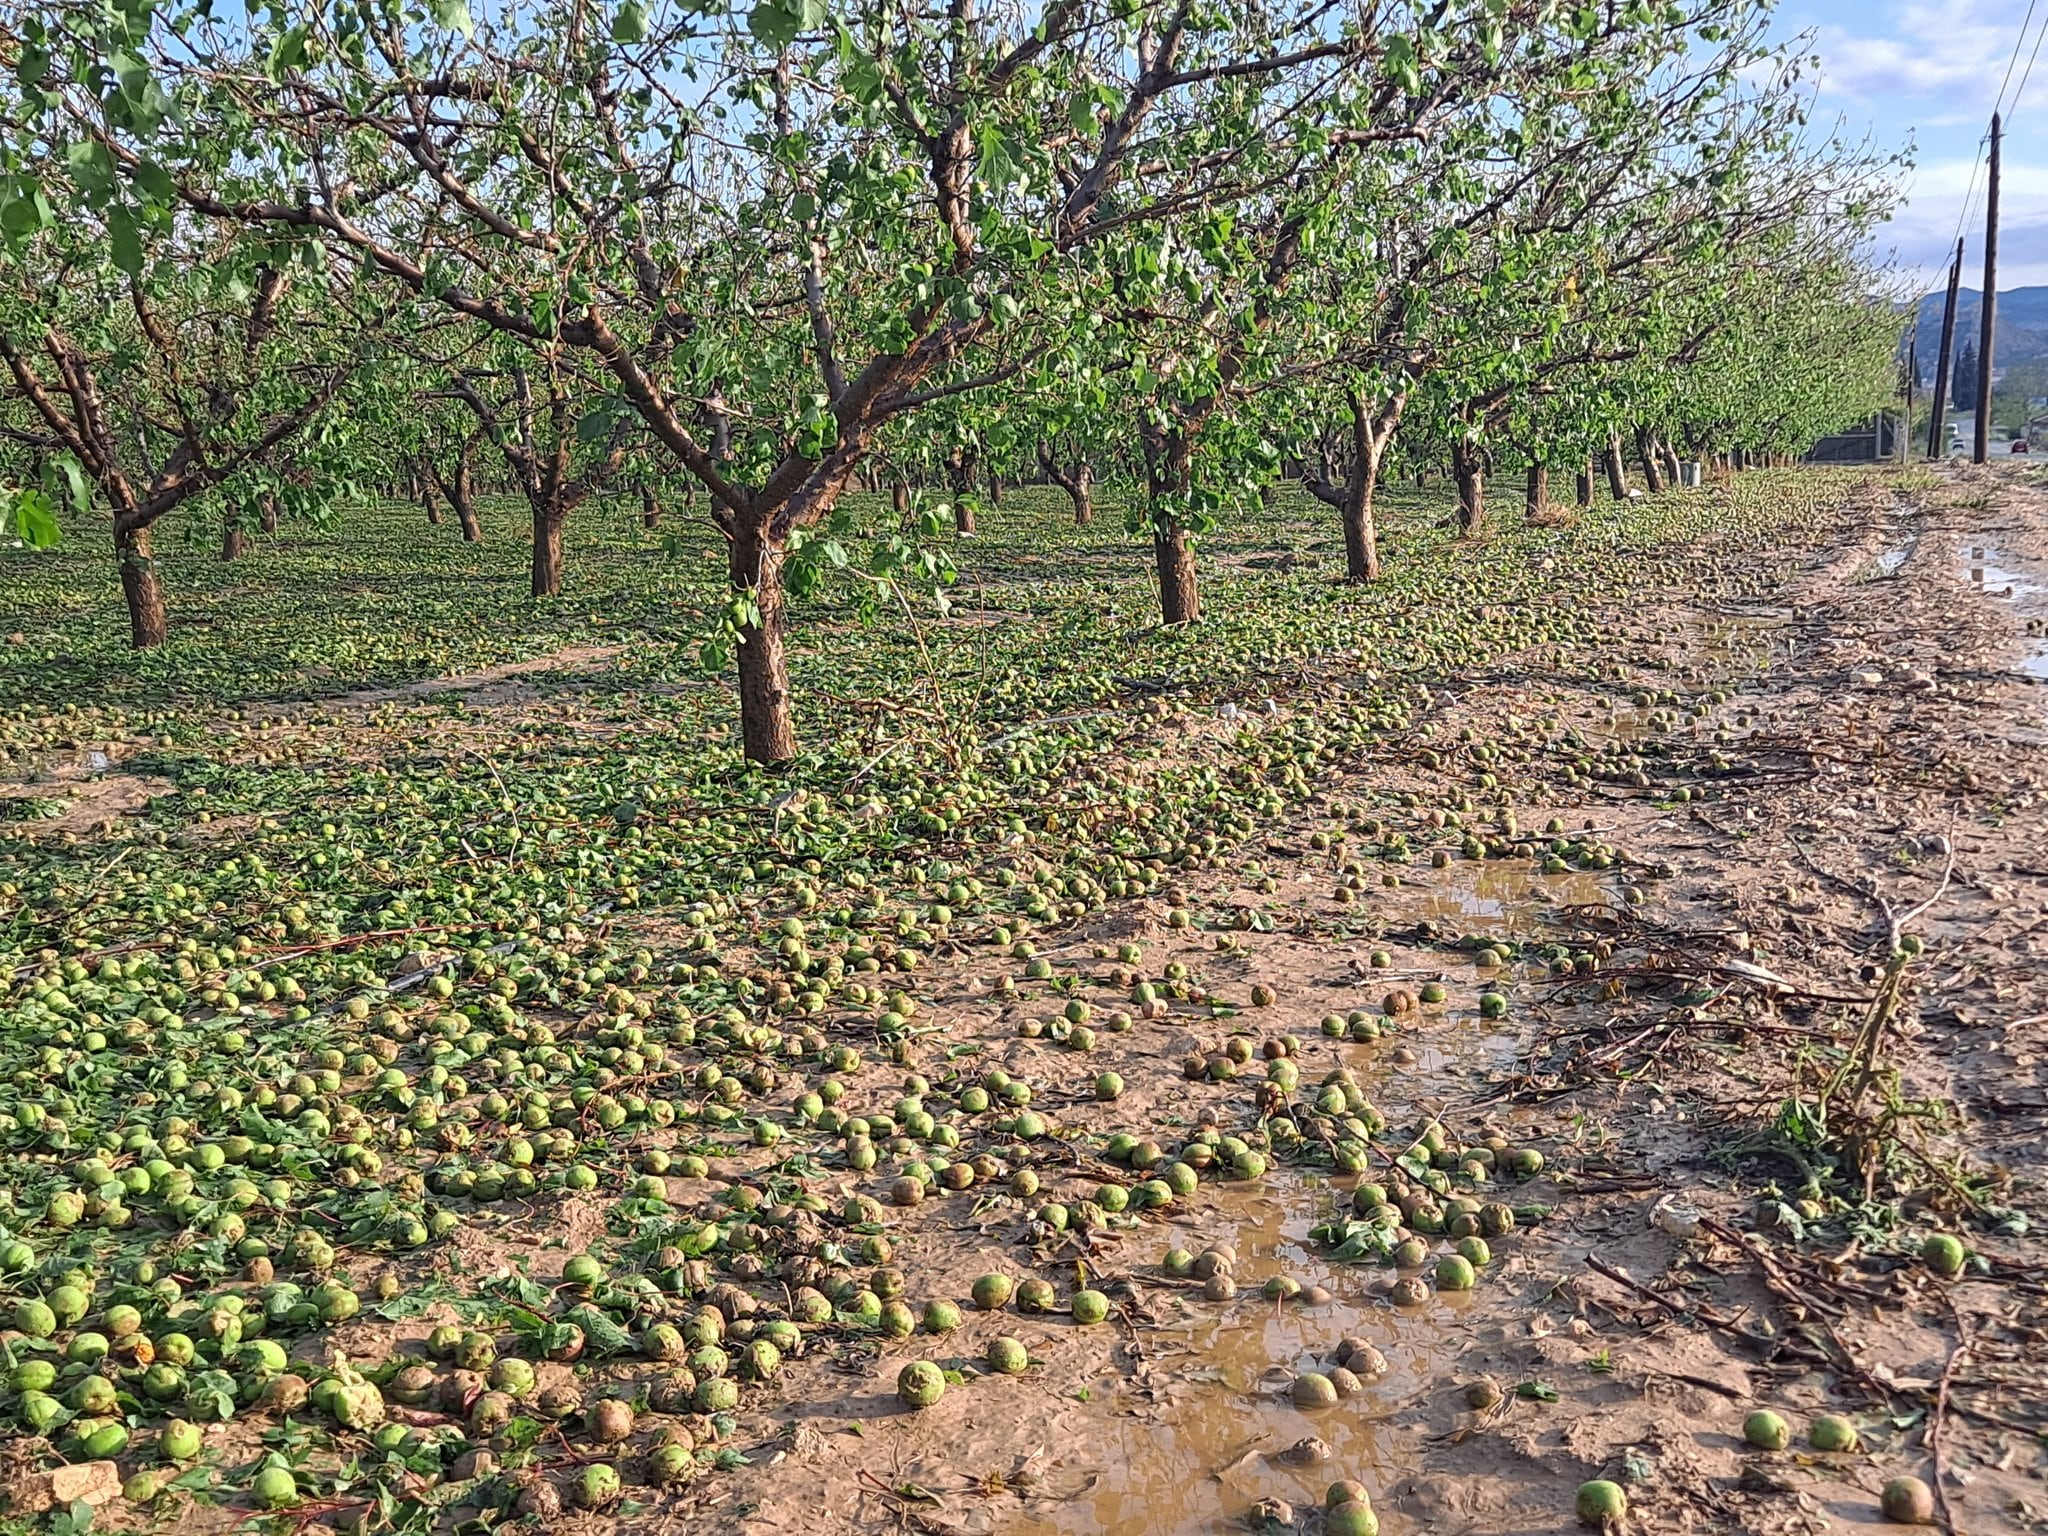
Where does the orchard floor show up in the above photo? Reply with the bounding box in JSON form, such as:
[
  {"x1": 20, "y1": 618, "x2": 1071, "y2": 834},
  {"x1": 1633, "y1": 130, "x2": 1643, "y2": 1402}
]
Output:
[{"x1": 3, "y1": 465, "x2": 2046, "y2": 1536}]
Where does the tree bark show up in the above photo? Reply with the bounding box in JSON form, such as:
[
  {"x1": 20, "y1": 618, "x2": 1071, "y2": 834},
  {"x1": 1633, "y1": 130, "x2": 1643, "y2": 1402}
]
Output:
[
  {"x1": 1154, "y1": 522, "x2": 1200, "y2": 624},
  {"x1": 1067, "y1": 462, "x2": 1093, "y2": 526},
  {"x1": 1635, "y1": 427, "x2": 1665, "y2": 493},
  {"x1": 1524, "y1": 463, "x2": 1548, "y2": 521},
  {"x1": 1333, "y1": 392, "x2": 1400, "y2": 582},
  {"x1": 452, "y1": 460, "x2": 482, "y2": 542},
  {"x1": 221, "y1": 518, "x2": 248, "y2": 560},
  {"x1": 423, "y1": 482, "x2": 442, "y2": 525},
  {"x1": 1040, "y1": 447, "x2": 1093, "y2": 525},
  {"x1": 946, "y1": 447, "x2": 975, "y2": 534},
  {"x1": 118, "y1": 523, "x2": 168, "y2": 649},
  {"x1": 532, "y1": 498, "x2": 566, "y2": 596},
  {"x1": 986, "y1": 473, "x2": 1002, "y2": 508},
  {"x1": 891, "y1": 480, "x2": 910, "y2": 519},
  {"x1": 1660, "y1": 439, "x2": 1682, "y2": 484},
  {"x1": 1602, "y1": 435, "x2": 1630, "y2": 500},
  {"x1": 1452, "y1": 438, "x2": 1485, "y2": 534},
  {"x1": 641, "y1": 485, "x2": 662, "y2": 530},
  {"x1": 259, "y1": 493, "x2": 279, "y2": 534},
  {"x1": 1576, "y1": 459, "x2": 1595, "y2": 506},
  {"x1": 730, "y1": 522, "x2": 796, "y2": 764}
]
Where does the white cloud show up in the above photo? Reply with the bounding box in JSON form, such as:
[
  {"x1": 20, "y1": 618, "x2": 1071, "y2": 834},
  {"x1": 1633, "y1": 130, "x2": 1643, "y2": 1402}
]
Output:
[
  {"x1": 1872, "y1": 157, "x2": 2048, "y2": 289},
  {"x1": 1809, "y1": 0, "x2": 2024, "y2": 102}
]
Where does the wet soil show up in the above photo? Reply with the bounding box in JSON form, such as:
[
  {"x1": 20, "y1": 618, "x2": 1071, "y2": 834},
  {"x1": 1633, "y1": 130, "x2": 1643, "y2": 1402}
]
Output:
[
  {"x1": 649, "y1": 463, "x2": 2048, "y2": 1536},
  {"x1": 25, "y1": 466, "x2": 2047, "y2": 1536}
]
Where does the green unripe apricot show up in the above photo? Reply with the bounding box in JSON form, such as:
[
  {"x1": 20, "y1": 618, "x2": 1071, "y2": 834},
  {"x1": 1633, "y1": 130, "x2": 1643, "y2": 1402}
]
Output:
[
  {"x1": 1743, "y1": 1410, "x2": 1789, "y2": 1451},
  {"x1": 1576, "y1": 1480, "x2": 1626, "y2": 1526}
]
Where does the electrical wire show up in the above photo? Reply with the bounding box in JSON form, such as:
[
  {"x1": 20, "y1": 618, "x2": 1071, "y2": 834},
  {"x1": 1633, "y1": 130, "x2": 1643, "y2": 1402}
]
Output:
[{"x1": 2003, "y1": 0, "x2": 2048, "y2": 122}]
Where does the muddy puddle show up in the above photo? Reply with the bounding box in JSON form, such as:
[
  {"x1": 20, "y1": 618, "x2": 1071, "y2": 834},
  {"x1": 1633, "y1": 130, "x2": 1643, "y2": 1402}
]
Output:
[
  {"x1": 1419, "y1": 861, "x2": 1614, "y2": 933},
  {"x1": 1012, "y1": 862, "x2": 1599, "y2": 1536},
  {"x1": 1959, "y1": 539, "x2": 2048, "y2": 681},
  {"x1": 1013, "y1": 1177, "x2": 1468, "y2": 1536}
]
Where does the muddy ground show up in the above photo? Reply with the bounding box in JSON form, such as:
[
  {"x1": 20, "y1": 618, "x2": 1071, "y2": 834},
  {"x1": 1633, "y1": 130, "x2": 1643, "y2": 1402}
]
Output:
[
  {"x1": 672, "y1": 464, "x2": 2048, "y2": 1536},
  {"x1": 11, "y1": 464, "x2": 2046, "y2": 1536}
]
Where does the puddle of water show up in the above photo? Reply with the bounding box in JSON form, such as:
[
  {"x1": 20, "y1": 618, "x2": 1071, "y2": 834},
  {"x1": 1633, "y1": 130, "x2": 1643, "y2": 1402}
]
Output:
[
  {"x1": 1014, "y1": 859, "x2": 1599, "y2": 1536},
  {"x1": 1958, "y1": 541, "x2": 2048, "y2": 682},
  {"x1": 1419, "y1": 860, "x2": 1613, "y2": 933},
  {"x1": 1013, "y1": 1175, "x2": 1470, "y2": 1536}
]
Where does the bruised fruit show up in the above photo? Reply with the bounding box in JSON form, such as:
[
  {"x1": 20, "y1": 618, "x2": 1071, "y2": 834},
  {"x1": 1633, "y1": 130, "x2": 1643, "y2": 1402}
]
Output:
[{"x1": 898, "y1": 1360, "x2": 946, "y2": 1408}]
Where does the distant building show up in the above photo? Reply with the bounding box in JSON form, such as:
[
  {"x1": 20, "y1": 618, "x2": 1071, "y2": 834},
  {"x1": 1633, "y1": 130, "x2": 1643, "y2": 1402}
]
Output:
[{"x1": 1805, "y1": 414, "x2": 1899, "y2": 463}]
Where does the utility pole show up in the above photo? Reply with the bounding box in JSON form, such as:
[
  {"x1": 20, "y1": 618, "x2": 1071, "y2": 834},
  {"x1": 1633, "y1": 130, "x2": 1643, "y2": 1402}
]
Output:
[
  {"x1": 1902, "y1": 337, "x2": 1916, "y2": 463},
  {"x1": 1927, "y1": 238, "x2": 1963, "y2": 459},
  {"x1": 1974, "y1": 113, "x2": 2000, "y2": 464}
]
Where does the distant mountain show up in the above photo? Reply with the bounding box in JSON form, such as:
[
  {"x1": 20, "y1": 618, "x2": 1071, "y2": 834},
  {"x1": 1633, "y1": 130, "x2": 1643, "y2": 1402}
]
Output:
[{"x1": 1910, "y1": 287, "x2": 2048, "y2": 385}]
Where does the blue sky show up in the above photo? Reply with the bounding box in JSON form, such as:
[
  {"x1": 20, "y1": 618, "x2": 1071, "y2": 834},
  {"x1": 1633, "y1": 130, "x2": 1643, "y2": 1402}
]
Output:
[{"x1": 1778, "y1": 0, "x2": 2047, "y2": 293}]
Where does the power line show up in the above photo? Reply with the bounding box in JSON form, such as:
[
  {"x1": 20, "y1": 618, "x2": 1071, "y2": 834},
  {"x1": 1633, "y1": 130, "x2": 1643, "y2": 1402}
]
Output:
[
  {"x1": 2005, "y1": 1, "x2": 2048, "y2": 123},
  {"x1": 1948, "y1": 0, "x2": 2043, "y2": 255},
  {"x1": 1993, "y1": 0, "x2": 2040, "y2": 115}
]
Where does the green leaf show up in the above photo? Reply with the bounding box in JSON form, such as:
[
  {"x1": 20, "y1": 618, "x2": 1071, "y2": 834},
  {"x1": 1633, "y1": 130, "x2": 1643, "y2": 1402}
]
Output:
[
  {"x1": 109, "y1": 207, "x2": 144, "y2": 276},
  {"x1": 267, "y1": 25, "x2": 309, "y2": 79},
  {"x1": 6, "y1": 489, "x2": 61, "y2": 550},
  {"x1": 611, "y1": 1, "x2": 649, "y2": 42},
  {"x1": 429, "y1": 0, "x2": 475, "y2": 36}
]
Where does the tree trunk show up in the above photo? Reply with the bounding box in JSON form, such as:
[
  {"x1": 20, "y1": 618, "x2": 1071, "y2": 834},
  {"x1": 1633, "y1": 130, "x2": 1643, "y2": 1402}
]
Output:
[
  {"x1": 1636, "y1": 427, "x2": 1665, "y2": 493},
  {"x1": 423, "y1": 483, "x2": 442, "y2": 525},
  {"x1": 259, "y1": 494, "x2": 279, "y2": 534},
  {"x1": 1603, "y1": 435, "x2": 1629, "y2": 500},
  {"x1": 532, "y1": 498, "x2": 566, "y2": 597},
  {"x1": 1524, "y1": 463, "x2": 1548, "y2": 521},
  {"x1": 452, "y1": 461, "x2": 482, "y2": 543},
  {"x1": 1068, "y1": 462, "x2": 1093, "y2": 526},
  {"x1": 1576, "y1": 459, "x2": 1595, "y2": 506},
  {"x1": 1660, "y1": 440, "x2": 1682, "y2": 484},
  {"x1": 1341, "y1": 465, "x2": 1381, "y2": 583},
  {"x1": 730, "y1": 522, "x2": 796, "y2": 764},
  {"x1": 221, "y1": 519, "x2": 247, "y2": 560},
  {"x1": 986, "y1": 473, "x2": 1002, "y2": 508},
  {"x1": 891, "y1": 480, "x2": 910, "y2": 518},
  {"x1": 641, "y1": 485, "x2": 662, "y2": 530},
  {"x1": 1154, "y1": 522, "x2": 1200, "y2": 624},
  {"x1": 1337, "y1": 393, "x2": 1396, "y2": 583},
  {"x1": 1452, "y1": 439, "x2": 1485, "y2": 534},
  {"x1": 118, "y1": 522, "x2": 168, "y2": 649},
  {"x1": 946, "y1": 448, "x2": 975, "y2": 534}
]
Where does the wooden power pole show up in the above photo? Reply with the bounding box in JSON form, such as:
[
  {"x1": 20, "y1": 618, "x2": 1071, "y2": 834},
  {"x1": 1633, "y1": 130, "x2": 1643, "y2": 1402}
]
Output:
[
  {"x1": 1903, "y1": 337, "x2": 1916, "y2": 463},
  {"x1": 1974, "y1": 113, "x2": 2000, "y2": 465},
  {"x1": 1927, "y1": 238, "x2": 1963, "y2": 459}
]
